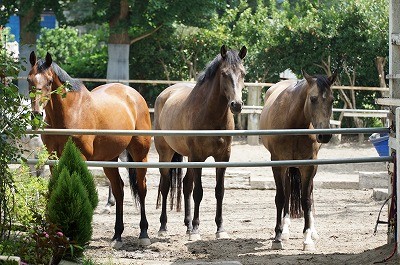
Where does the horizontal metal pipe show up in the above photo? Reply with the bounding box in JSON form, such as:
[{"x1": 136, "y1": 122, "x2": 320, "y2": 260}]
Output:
[
  {"x1": 25, "y1": 127, "x2": 390, "y2": 136},
  {"x1": 12, "y1": 156, "x2": 392, "y2": 169}
]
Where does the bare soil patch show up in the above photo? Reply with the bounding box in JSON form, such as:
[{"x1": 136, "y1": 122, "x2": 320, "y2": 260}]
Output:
[{"x1": 85, "y1": 139, "x2": 398, "y2": 264}]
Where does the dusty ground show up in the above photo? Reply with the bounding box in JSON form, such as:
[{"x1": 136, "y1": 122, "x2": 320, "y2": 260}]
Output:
[{"x1": 84, "y1": 137, "x2": 399, "y2": 264}]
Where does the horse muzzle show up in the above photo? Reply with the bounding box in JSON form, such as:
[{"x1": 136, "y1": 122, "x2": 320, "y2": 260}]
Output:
[
  {"x1": 229, "y1": 101, "x2": 243, "y2": 114},
  {"x1": 317, "y1": 134, "x2": 332, "y2": 143}
]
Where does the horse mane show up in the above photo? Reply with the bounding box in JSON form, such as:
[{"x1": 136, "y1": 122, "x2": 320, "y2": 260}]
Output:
[
  {"x1": 37, "y1": 59, "x2": 83, "y2": 91},
  {"x1": 314, "y1": 75, "x2": 332, "y2": 92},
  {"x1": 297, "y1": 75, "x2": 332, "y2": 93},
  {"x1": 196, "y1": 49, "x2": 242, "y2": 87}
]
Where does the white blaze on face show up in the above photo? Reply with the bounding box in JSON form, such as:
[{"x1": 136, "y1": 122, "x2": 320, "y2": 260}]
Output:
[{"x1": 34, "y1": 74, "x2": 48, "y2": 88}]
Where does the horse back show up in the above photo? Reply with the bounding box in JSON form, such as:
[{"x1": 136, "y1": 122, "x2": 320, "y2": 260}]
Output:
[
  {"x1": 91, "y1": 83, "x2": 151, "y2": 130},
  {"x1": 154, "y1": 83, "x2": 194, "y2": 131}
]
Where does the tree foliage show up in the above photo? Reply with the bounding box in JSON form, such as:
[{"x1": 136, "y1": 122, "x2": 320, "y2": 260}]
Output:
[{"x1": 0, "y1": 31, "x2": 33, "y2": 244}]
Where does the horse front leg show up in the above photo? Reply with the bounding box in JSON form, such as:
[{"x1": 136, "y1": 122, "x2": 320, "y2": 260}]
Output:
[
  {"x1": 300, "y1": 166, "x2": 318, "y2": 251},
  {"x1": 183, "y1": 169, "x2": 194, "y2": 235},
  {"x1": 215, "y1": 166, "x2": 229, "y2": 239},
  {"x1": 101, "y1": 183, "x2": 116, "y2": 214},
  {"x1": 271, "y1": 166, "x2": 286, "y2": 250},
  {"x1": 189, "y1": 167, "x2": 203, "y2": 241},
  {"x1": 103, "y1": 166, "x2": 125, "y2": 249}
]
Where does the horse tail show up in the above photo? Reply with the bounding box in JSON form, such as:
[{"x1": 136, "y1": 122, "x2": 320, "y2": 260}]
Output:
[
  {"x1": 289, "y1": 167, "x2": 303, "y2": 218},
  {"x1": 169, "y1": 152, "x2": 183, "y2": 211},
  {"x1": 127, "y1": 151, "x2": 139, "y2": 206}
]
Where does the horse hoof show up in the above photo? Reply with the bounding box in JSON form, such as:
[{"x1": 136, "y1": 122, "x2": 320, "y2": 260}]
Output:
[
  {"x1": 271, "y1": 240, "x2": 283, "y2": 250},
  {"x1": 139, "y1": 238, "x2": 151, "y2": 246},
  {"x1": 311, "y1": 231, "x2": 319, "y2": 241},
  {"x1": 101, "y1": 205, "x2": 112, "y2": 214},
  {"x1": 303, "y1": 242, "x2": 316, "y2": 251},
  {"x1": 158, "y1": 230, "x2": 168, "y2": 237},
  {"x1": 189, "y1": 233, "x2": 201, "y2": 241},
  {"x1": 281, "y1": 232, "x2": 290, "y2": 241},
  {"x1": 111, "y1": 240, "x2": 123, "y2": 249},
  {"x1": 216, "y1": 231, "x2": 230, "y2": 239}
]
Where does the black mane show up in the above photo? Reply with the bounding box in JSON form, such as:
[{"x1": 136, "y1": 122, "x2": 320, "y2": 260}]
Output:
[
  {"x1": 314, "y1": 75, "x2": 332, "y2": 92},
  {"x1": 196, "y1": 49, "x2": 243, "y2": 87},
  {"x1": 37, "y1": 59, "x2": 83, "y2": 91}
]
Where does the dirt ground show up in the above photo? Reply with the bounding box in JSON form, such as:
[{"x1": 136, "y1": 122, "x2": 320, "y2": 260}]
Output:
[{"x1": 84, "y1": 137, "x2": 399, "y2": 265}]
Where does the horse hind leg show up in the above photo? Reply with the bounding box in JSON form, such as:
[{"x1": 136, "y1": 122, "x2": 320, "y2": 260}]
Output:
[
  {"x1": 188, "y1": 167, "x2": 203, "y2": 241},
  {"x1": 126, "y1": 151, "x2": 151, "y2": 246},
  {"x1": 103, "y1": 151, "x2": 129, "y2": 214},
  {"x1": 103, "y1": 163, "x2": 125, "y2": 249}
]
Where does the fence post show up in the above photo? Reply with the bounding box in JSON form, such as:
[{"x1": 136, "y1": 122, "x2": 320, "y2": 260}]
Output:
[{"x1": 247, "y1": 85, "x2": 262, "y2": 145}]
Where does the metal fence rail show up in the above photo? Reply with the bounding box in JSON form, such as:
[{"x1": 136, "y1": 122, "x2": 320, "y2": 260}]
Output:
[
  {"x1": 26, "y1": 127, "x2": 390, "y2": 136},
  {"x1": 15, "y1": 127, "x2": 391, "y2": 168},
  {"x1": 14, "y1": 156, "x2": 392, "y2": 169}
]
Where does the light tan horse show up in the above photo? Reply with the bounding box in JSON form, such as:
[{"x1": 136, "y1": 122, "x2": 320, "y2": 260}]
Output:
[
  {"x1": 27, "y1": 51, "x2": 152, "y2": 248},
  {"x1": 154, "y1": 45, "x2": 247, "y2": 240},
  {"x1": 260, "y1": 70, "x2": 337, "y2": 251}
]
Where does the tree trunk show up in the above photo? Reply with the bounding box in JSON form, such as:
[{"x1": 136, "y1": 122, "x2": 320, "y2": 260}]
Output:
[
  {"x1": 107, "y1": 0, "x2": 130, "y2": 85},
  {"x1": 18, "y1": 2, "x2": 38, "y2": 96}
]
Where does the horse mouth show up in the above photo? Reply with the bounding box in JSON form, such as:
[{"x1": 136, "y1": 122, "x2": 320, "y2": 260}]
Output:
[{"x1": 317, "y1": 134, "x2": 332, "y2": 143}]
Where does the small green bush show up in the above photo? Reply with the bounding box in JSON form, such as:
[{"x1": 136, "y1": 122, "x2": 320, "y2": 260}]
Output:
[
  {"x1": 47, "y1": 168, "x2": 93, "y2": 260},
  {"x1": 49, "y1": 138, "x2": 98, "y2": 209}
]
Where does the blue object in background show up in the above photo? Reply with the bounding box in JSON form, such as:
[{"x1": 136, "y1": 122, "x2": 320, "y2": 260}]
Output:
[
  {"x1": 369, "y1": 133, "x2": 389, "y2": 157},
  {"x1": 5, "y1": 13, "x2": 56, "y2": 43}
]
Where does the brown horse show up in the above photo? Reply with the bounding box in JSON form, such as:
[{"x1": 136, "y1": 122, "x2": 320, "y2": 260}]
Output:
[
  {"x1": 259, "y1": 70, "x2": 337, "y2": 251},
  {"x1": 27, "y1": 51, "x2": 152, "y2": 248},
  {"x1": 154, "y1": 45, "x2": 247, "y2": 240}
]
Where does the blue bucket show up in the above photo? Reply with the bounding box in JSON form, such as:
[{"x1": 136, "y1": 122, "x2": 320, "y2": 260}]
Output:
[{"x1": 369, "y1": 133, "x2": 389, "y2": 157}]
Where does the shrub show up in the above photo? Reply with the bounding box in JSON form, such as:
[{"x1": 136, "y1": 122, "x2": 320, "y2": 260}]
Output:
[
  {"x1": 47, "y1": 168, "x2": 93, "y2": 261},
  {"x1": 48, "y1": 138, "x2": 98, "y2": 209}
]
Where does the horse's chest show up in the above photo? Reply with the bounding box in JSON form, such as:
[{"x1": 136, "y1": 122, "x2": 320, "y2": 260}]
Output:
[{"x1": 271, "y1": 135, "x2": 318, "y2": 159}]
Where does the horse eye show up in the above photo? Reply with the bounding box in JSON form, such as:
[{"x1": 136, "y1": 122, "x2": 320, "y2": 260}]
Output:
[{"x1": 310, "y1": 96, "x2": 318, "y2": 103}]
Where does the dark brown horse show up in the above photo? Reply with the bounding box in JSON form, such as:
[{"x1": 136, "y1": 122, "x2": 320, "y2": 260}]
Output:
[
  {"x1": 154, "y1": 45, "x2": 247, "y2": 240},
  {"x1": 259, "y1": 70, "x2": 337, "y2": 251},
  {"x1": 27, "y1": 51, "x2": 152, "y2": 248}
]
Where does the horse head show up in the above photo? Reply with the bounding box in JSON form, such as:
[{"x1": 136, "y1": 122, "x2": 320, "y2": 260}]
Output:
[
  {"x1": 302, "y1": 70, "x2": 337, "y2": 143},
  {"x1": 219, "y1": 45, "x2": 247, "y2": 114},
  {"x1": 27, "y1": 51, "x2": 55, "y2": 115}
]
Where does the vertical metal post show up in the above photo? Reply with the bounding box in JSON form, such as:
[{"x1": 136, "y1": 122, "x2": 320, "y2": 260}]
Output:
[
  {"x1": 390, "y1": 0, "x2": 400, "y2": 255},
  {"x1": 396, "y1": 108, "x2": 400, "y2": 253},
  {"x1": 247, "y1": 85, "x2": 261, "y2": 145}
]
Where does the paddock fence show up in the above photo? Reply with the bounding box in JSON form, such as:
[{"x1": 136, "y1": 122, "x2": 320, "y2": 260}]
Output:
[{"x1": 14, "y1": 127, "x2": 393, "y2": 169}]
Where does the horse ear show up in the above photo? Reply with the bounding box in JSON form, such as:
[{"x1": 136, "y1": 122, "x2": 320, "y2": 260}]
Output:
[
  {"x1": 329, "y1": 70, "x2": 338, "y2": 85},
  {"x1": 302, "y1": 69, "x2": 314, "y2": 84},
  {"x1": 220, "y1": 45, "x2": 228, "y2": 59},
  {"x1": 29, "y1": 51, "x2": 36, "y2": 66},
  {"x1": 45, "y1": 52, "x2": 52, "y2": 67},
  {"x1": 239, "y1": 46, "x2": 247, "y2": 59}
]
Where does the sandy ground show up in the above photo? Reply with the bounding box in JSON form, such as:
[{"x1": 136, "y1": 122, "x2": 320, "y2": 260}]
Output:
[{"x1": 84, "y1": 138, "x2": 399, "y2": 264}]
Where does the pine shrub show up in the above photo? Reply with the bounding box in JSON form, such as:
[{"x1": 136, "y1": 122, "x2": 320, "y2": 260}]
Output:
[
  {"x1": 48, "y1": 138, "x2": 98, "y2": 209},
  {"x1": 47, "y1": 167, "x2": 94, "y2": 259}
]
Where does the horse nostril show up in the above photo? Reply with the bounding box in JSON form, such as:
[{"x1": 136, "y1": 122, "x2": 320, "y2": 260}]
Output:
[
  {"x1": 317, "y1": 134, "x2": 332, "y2": 143},
  {"x1": 230, "y1": 101, "x2": 242, "y2": 114}
]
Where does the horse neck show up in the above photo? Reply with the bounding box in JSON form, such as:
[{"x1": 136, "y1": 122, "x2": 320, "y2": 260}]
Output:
[
  {"x1": 287, "y1": 82, "x2": 311, "y2": 128},
  {"x1": 44, "y1": 77, "x2": 90, "y2": 128},
  {"x1": 194, "y1": 77, "x2": 231, "y2": 124}
]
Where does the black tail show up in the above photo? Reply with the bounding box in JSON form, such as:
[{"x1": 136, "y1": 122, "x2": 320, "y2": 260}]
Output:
[
  {"x1": 156, "y1": 152, "x2": 183, "y2": 211},
  {"x1": 289, "y1": 167, "x2": 303, "y2": 218},
  {"x1": 127, "y1": 151, "x2": 139, "y2": 206}
]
